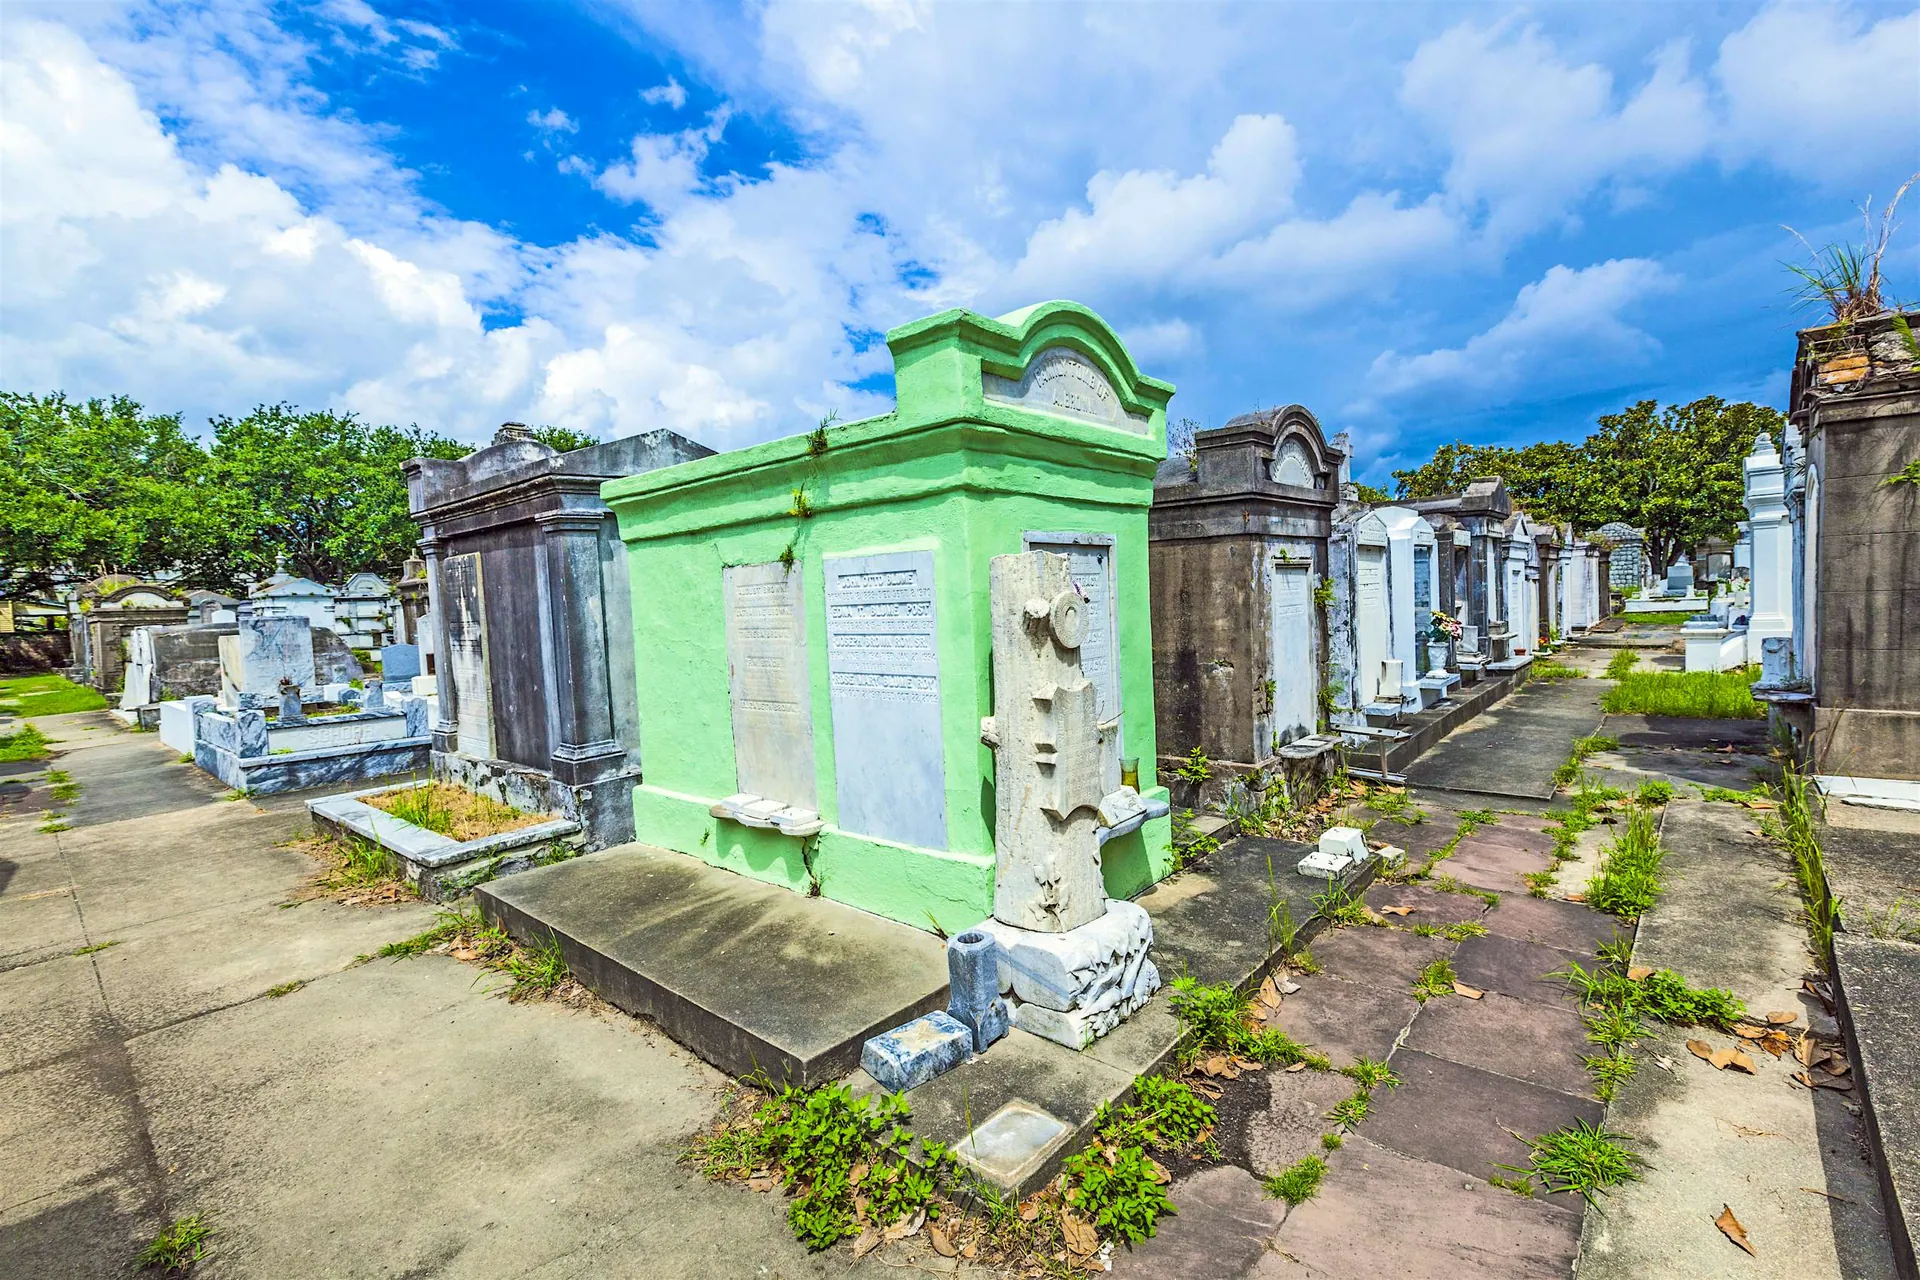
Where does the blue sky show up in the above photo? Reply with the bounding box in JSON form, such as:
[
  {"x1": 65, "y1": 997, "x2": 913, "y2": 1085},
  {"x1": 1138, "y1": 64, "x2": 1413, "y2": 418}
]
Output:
[{"x1": 2, "y1": 1, "x2": 1915, "y2": 484}]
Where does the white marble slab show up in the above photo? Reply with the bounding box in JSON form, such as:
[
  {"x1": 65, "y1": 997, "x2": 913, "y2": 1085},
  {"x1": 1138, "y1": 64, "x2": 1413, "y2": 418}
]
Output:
[
  {"x1": 724, "y1": 562, "x2": 817, "y2": 812},
  {"x1": 441, "y1": 553, "x2": 495, "y2": 759},
  {"x1": 824, "y1": 550, "x2": 947, "y2": 850}
]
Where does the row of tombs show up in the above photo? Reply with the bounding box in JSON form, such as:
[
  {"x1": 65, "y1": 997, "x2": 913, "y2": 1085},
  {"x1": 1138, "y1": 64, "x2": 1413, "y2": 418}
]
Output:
[{"x1": 153, "y1": 300, "x2": 1611, "y2": 1065}]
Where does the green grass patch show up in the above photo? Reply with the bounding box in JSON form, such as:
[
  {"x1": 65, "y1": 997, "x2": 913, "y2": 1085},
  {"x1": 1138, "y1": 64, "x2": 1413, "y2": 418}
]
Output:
[
  {"x1": 39, "y1": 818, "x2": 70, "y2": 833},
  {"x1": 1585, "y1": 806, "x2": 1665, "y2": 920},
  {"x1": 1320, "y1": 1131, "x2": 1344, "y2": 1151},
  {"x1": 1262, "y1": 1156, "x2": 1327, "y2": 1205},
  {"x1": 72, "y1": 939, "x2": 120, "y2": 956},
  {"x1": 1603, "y1": 651, "x2": 1640, "y2": 680},
  {"x1": 1413, "y1": 957, "x2": 1458, "y2": 1002},
  {"x1": 1413, "y1": 920, "x2": 1489, "y2": 941},
  {"x1": 264, "y1": 980, "x2": 304, "y2": 998},
  {"x1": 1496, "y1": 1121, "x2": 1644, "y2": 1205},
  {"x1": 0, "y1": 723, "x2": 52, "y2": 762},
  {"x1": 1616, "y1": 610, "x2": 1713, "y2": 625},
  {"x1": 1168, "y1": 976, "x2": 1332, "y2": 1070},
  {"x1": 1530, "y1": 659, "x2": 1587, "y2": 682},
  {"x1": 1634, "y1": 779, "x2": 1674, "y2": 805},
  {"x1": 1429, "y1": 874, "x2": 1499, "y2": 907},
  {"x1": 1553, "y1": 735, "x2": 1619, "y2": 788},
  {"x1": 1764, "y1": 764, "x2": 1840, "y2": 955},
  {"x1": 0, "y1": 674, "x2": 108, "y2": 717},
  {"x1": 1600, "y1": 668, "x2": 1763, "y2": 719},
  {"x1": 135, "y1": 1213, "x2": 212, "y2": 1273}
]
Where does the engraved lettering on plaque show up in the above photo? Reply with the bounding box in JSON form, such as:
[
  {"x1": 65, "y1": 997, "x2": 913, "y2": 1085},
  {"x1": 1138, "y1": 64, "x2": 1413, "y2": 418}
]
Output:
[
  {"x1": 724, "y1": 563, "x2": 816, "y2": 810},
  {"x1": 982, "y1": 347, "x2": 1150, "y2": 433},
  {"x1": 825, "y1": 551, "x2": 945, "y2": 849}
]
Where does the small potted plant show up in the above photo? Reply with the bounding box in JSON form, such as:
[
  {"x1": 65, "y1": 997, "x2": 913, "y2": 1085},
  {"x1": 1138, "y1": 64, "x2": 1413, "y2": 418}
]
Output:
[{"x1": 1427, "y1": 611, "x2": 1462, "y2": 674}]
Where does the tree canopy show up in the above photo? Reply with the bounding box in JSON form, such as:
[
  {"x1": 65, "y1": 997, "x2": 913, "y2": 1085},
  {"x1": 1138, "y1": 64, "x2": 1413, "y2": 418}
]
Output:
[
  {"x1": 0, "y1": 393, "x2": 473, "y2": 595},
  {"x1": 1389, "y1": 397, "x2": 1784, "y2": 572}
]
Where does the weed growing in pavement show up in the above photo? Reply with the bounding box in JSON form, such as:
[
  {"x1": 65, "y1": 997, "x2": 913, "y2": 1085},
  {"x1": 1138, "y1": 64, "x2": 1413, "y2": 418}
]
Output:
[
  {"x1": 1583, "y1": 1052, "x2": 1639, "y2": 1101},
  {"x1": 135, "y1": 1214, "x2": 212, "y2": 1273},
  {"x1": 1364, "y1": 784, "x2": 1423, "y2": 825},
  {"x1": 1696, "y1": 784, "x2": 1754, "y2": 803},
  {"x1": 1262, "y1": 1156, "x2": 1327, "y2": 1205},
  {"x1": 176, "y1": 754, "x2": 194, "y2": 764},
  {"x1": 46, "y1": 768, "x2": 80, "y2": 803},
  {"x1": 1634, "y1": 779, "x2": 1674, "y2": 805},
  {"x1": 1171, "y1": 808, "x2": 1221, "y2": 871},
  {"x1": 1553, "y1": 735, "x2": 1620, "y2": 788},
  {"x1": 71, "y1": 940, "x2": 120, "y2": 956},
  {"x1": 1603, "y1": 650, "x2": 1640, "y2": 680},
  {"x1": 502, "y1": 934, "x2": 569, "y2": 999},
  {"x1": 1326, "y1": 1091, "x2": 1371, "y2": 1130},
  {"x1": 1413, "y1": 957, "x2": 1458, "y2": 1002},
  {"x1": 1601, "y1": 668, "x2": 1763, "y2": 719},
  {"x1": 1320, "y1": 1132, "x2": 1343, "y2": 1151},
  {"x1": 1413, "y1": 920, "x2": 1489, "y2": 942},
  {"x1": 1291, "y1": 948, "x2": 1322, "y2": 975},
  {"x1": 1556, "y1": 960, "x2": 1743, "y2": 1029},
  {"x1": 1764, "y1": 763, "x2": 1840, "y2": 956},
  {"x1": 0, "y1": 723, "x2": 52, "y2": 761},
  {"x1": 1100, "y1": 1074, "x2": 1218, "y2": 1155},
  {"x1": 376, "y1": 907, "x2": 489, "y2": 959},
  {"x1": 1167, "y1": 976, "x2": 1332, "y2": 1071},
  {"x1": 1338, "y1": 1058, "x2": 1399, "y2": 1091},
  {"x1": 264, "y1": 980, "x2": 304, "y2": 998},
  {"x1": 1496, "y1": 1121, "x2": 1644, "y2": 1205},
  {"x1": 1312, "y1": 880, "x2": 1371, "y2": 929},
  {"x1": 1524, "y1": 871, "x2": 1557, "y2": 898},
  {"x1": 1429, "y1": 874, "x2": 1500, "y2": 908},
  {"x1": 1530, "y1": 659, "x2": 1587, "y2": 682},
  {"x1": 39, "y1": 818, "x2": 69, "y2": 832},
  {"x1": 1861, "y1": 897, "x2": 1920, "y2": 942},
  {"x1": 1586, "y1": 806, "x2": 1665, "y2": 920}
]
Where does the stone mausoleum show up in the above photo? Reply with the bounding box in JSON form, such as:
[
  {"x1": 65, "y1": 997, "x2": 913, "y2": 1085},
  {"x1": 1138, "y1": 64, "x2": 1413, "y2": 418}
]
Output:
[
  {"x1": 1149, "y1": 405, "x2": 1343, "y2": 788},
  {"x1": 602, "y1": 301, "x2": 1177, "y2": 935},
  {"x1": 406, "y1": 424, "x2": 714, "y2": 848}
]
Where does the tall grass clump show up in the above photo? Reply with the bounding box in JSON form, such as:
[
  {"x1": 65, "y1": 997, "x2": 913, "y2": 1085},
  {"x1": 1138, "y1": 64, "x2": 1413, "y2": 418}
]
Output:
[
  {"x1": 1600, "y1": 669, "x2": 1763, "y2": 719},
  {"x1": 1765, "y1": 762, "x2": 1840, "y2": 956},
  {"x1": 1586, "y1": 806, "x2": 1665, "y2": 920}
]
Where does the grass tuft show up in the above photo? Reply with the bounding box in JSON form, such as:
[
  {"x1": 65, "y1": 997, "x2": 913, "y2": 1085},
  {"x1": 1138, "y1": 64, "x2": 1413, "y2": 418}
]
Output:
[
  {"x1": 1262, "y1": 1156, "x2": 1327, "y2": 1205},
  {"x1": 135, "y1": 1214, "x2": 212, "y2": 1273},
  {"x1": 1600, "y1": 668, "x2": 1763, "y2": 719},
  {"x1": 1413, "y1": 957, "x2": 1458, "y2": 1003},
  {"x1": 72, "y1": 940, "x2": 120, "y2": 956},
  {"x1": 1603, "y1": 651, "x2": 1640, "y2": 680},
  {"x1": 0, "y1": 723, "x2": 53, "y2": 762},
  {"x1": 1585, "y1": 806, "x2": 1665, "y2": 920},
  {"x1": 1497, "y1": 1121, "x2": 1644, "y2": 1206}
]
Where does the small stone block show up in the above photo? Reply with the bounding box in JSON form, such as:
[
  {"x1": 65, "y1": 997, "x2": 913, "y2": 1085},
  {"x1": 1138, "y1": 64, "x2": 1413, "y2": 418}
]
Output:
[
  {"x1": 1374, "y1": 845, "x2": 1407, "y2": 871},
  {"x1": 953, "y1": 1102, "x2": 1070, "y2": 1185},
  {"x1": 947, "y1": 929, "x2": 1012, "y2": 1054},
  {"x1": 1319, "y1": 826, "x2": 1369, "y2": 861},
  {"x1": 1297, "y1": 849, "x2": 1354, "y2": 881},
  {"x1": 1011, "y1": 1001, "x2": 1100, "y2": 1050},
  {"x1": 859, "y1": 1011, "x2": 974, "y2": 1093}
]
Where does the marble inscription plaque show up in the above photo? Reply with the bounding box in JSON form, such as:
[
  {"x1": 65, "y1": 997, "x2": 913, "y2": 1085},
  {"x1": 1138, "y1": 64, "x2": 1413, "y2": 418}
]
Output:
[
  {"x1": 983, "y1": 347, "x2": 1150, "y2": 433},
  {"x1": 824, "y1": 551, "x2": 946, "y2": 849},
  {"x1": 1025, "y1": 536, "x2": 1119, "y2": 790},
  {"x1": 724, "y1": 562, "x2": 817, "y2": 811},
  {"x1": 1268, "y1": 562, "x2": 1314, "y2": 744},
  {"x1": 441, "y1": 553, "x2": 494, "y2": 758}
]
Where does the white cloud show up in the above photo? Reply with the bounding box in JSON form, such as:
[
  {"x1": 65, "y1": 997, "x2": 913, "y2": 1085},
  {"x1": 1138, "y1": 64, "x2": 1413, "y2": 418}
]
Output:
[
  {"x1": 1364, "y1": 258, "x2": 1677, "y2": 403},
  {"x1": 589, "y1": 108, "x2": 731, "y2": 211},
  {"x1": 527, "y1": 107, "x2": 578, "y2": 135},
  {"x1": 1402, "y1": 21, "x2": 1713, "y2": 236},
  {"x1": 1714, "y1": 4, "x2": 1920, "y2": 184},
  {"x1": 641, "y1": 77, "x2": 687, "y2": 109}
]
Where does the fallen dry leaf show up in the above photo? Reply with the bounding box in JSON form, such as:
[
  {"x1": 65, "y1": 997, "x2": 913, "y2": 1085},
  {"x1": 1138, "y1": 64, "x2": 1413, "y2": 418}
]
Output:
[
  {"x1": 1766, "y1": 1010, "x2": 1799, "y2": 1026},
  {"x1": 929, "y1": 1224, "x2": 957, "y2": 1258},
  {"x1": 1733, "y1": 1025, "x2": 1766, "y2": 1040},
  {"x1": 1627, "y1": 965, "x2": 1654, "y2": 981},
  {"x1": 960, "y1": 1242, "x2": 977, "y2": 1259},
  {"x1": 1796, "y1": 1036, "x2": 1817, "y2": 1067},
  {"x1": 849, "y1": 1161, "x2": 868, "y2": 1186},
  {"x1": 883, "y1": 1208, "x2": 926, "y2": 1243},
  {"x1": 1257, "y1": 976, "x2": 1283, "y2": 1009},
  {"x1": 1792, "y1": 1070, "x2": 1815, "y2": 1088},
  {"x1": 1061, "y1": 1212, "x2": 1098, "y2": 1258},
  {"x1": 1453, "y1": 981, "x2": 1485, "y2": 999},
  {"x1": 1284, "y1": 1062, "x2": 1308, "y2": 1074},
  {"x1": 1726, "y1": 1049, "x2": 1758, "y2": 1074},
  {"x1": 747, "y1": 1175, "x2": 777, "y2": 1193},
  {"x1": 1826, "y1": 1058, "x2": 1851, "y2": 1077},
  {"x1": 1687, "y1": 1040, "x2": 1717, "y2": 1063},
  {"x1": 1759, "y1": 1031, "x2": 1792, "y2": 1058},
  {"x1": 1380, "y1": 905, "x2": 1416, "y2": 917},
  {"x1": 1147, "y1": 1157, "x2": 1172, "y2": 1185},
  {"x1": 1200, "y1": 1055, "x2": 1229, "y2": 1078},
  {"x1": 1232, "y1": 1056, "x2": 1264, "y2": 1072},
  {"x1": 852, "y1": 1228, "x2": 884, "y2": 1259},
  {"x1": 1716, "y1": 1205, "x2": 1757, "y2": 1257},
  {"x1": 1190, "y1": 1079, "x2": 1223, "y2": 1098},
  {"x1": 1018, "y1": 1200, "x2": 1041, "y2": 1222},
  {"x1": 1565, "y1": 892, "x2": 1587, "y2": 903}
]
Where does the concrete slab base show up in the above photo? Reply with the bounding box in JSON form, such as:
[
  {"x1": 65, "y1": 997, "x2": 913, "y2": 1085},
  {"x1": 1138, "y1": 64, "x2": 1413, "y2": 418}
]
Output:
[{"x1": 476, "y1": 844, "x2": 951, "y2": 1086}]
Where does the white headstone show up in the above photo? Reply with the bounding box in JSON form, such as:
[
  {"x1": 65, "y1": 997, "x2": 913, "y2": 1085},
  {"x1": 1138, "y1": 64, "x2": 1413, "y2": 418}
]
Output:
[
  {"x1": 824, "y1": 550, "x2": 946, "y2": 850},
  {"x1": 441, "y1": 553, "x2": 494, "y2": 759},
  {"x1": 1268, "y1": 559, "x2": 1315, "y2": 745}
]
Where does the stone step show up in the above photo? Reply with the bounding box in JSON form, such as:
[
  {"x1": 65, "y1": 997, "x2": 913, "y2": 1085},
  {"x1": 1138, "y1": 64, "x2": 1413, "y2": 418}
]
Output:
[
  {"x1": 475, "y1": 844, "x2": 952, "y2": 1087},
  {"x1": 1833, "y1": 931, "x2": 1920, "y2": 1274}
]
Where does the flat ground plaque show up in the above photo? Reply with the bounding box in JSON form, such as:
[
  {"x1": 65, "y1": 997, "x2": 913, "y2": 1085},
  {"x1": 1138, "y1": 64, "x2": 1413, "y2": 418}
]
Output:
[
  {"x1": 824, "y1": 551, "x2": 946, "y2": 850},
  {"x1": 724, "y1": 562, "x2": 816, "y2": 811}
]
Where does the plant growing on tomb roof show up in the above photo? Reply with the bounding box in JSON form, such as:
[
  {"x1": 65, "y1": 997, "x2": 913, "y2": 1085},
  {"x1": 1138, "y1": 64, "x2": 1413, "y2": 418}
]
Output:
[{"x1": 1783, "y1": 175, "x2": 1916, "y2": 326}]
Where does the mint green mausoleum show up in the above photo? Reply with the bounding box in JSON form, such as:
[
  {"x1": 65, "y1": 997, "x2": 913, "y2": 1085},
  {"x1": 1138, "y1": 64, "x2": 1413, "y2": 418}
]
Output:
[{"x1": 601, "y1": 301, "x2": 1175, "y2": 934}]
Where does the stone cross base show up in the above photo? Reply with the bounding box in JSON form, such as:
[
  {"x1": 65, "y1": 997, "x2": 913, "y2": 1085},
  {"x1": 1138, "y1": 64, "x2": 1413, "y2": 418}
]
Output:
[{"x1": 972, "y1": 899, "x2": 1160, "y2": 1051}]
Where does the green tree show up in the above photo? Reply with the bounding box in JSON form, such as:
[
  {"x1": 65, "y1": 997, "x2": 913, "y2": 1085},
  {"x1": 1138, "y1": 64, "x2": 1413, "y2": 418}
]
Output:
[
  {"x1": 203, "y1": 405, "x2": 469, "y2": 586},
  {"x1": 528, "y1": 426, "x2": 601, "y2": 453},
  {"x1": 0, "y1": 392, "x2": 209, "y2": 595}
]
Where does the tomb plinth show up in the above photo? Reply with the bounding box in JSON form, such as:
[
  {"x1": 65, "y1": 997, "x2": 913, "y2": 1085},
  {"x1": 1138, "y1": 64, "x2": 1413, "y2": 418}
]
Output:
[
  {"x1": 1149, "y1": 405, "x2": 1342, "y2": 799},
  {"x1": 405, "y1": 425, "x2": 713, "y2": 848},
  {"x1": 602, "y1": 300, "x2": 1176, "y2": 934}
]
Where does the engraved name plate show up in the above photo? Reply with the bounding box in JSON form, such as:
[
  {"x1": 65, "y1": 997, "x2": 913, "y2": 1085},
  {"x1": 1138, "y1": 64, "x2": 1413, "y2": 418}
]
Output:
[
  {"x1": 441, "y1": 553, "x2": 495, "y2": 759},
  {"x1": 983, "y1": 347, "x2": 1150, "y2": 433},
  {"x1": 824, "y1": 551, "x2": 946, "y2": 849},
  {"x1": 724, "y1": 562, "x2": 817, "y2": 811}
]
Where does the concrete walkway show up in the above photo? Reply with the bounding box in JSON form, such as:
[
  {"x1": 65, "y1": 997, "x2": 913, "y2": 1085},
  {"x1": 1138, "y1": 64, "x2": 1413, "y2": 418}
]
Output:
[
  {"x1": 0, "y1": 712, "x2": 903, "y2": 1279},
  {"x1": 1404, "y1": 676, "x2": 1607, "y2": 801}
]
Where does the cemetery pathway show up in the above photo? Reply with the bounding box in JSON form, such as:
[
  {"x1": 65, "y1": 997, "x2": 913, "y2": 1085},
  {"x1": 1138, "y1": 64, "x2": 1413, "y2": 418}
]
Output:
[
  {"x1": 1403, "y1": 676, "x2": 1607, "y2": 801},
  {"x1": 0, "y1": 710, "x2": 920, "y2": 1280},
  {"x1": 1116, "y1": 647, "x2": 1895, "y2": 1279}
]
